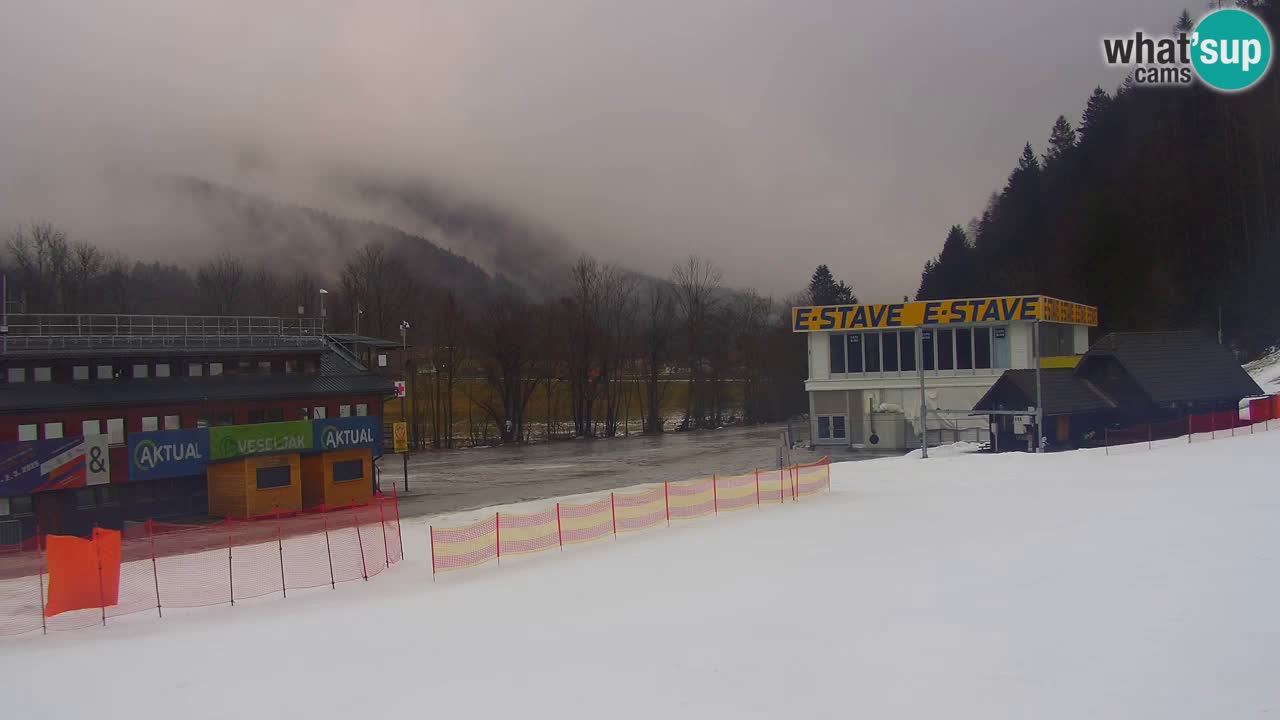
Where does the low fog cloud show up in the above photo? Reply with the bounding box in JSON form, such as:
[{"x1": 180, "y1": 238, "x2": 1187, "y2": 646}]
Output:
[{"x1": 0, "y1": 0, "x2": 1189, "y2": 298}]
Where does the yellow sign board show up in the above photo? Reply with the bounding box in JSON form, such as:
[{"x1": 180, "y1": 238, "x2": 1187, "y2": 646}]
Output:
[
  {"x1": 393, "y1": 422, "x2": 408, "y2": 453},
  {"x1": 791, "y1": 295, "x2": 1097, "y2": 332}
]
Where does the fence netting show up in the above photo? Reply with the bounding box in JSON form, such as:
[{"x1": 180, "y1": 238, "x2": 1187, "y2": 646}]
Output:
[
  {"x1": 1105, "y1": 405, "x2": 1276, "y2": 453},
  {"x1": 431, "y1": 458, "x2": 834, "y2": 577},
  {"x1": 0, "y1": 492, "x2": 402, "y2": 637}
]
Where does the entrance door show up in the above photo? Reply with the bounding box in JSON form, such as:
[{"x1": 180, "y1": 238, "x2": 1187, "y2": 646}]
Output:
[{"x1": 815, "y1": 414, "x2": 848, "y2": 445}]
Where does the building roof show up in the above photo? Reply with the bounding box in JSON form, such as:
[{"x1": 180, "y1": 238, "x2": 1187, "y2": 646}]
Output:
[
  {"x1": 0, "y1": 349, "x2": 395, "y2": 413},
  {"x1": 325, "y1": 333, "x2": 405, "y2": 350},
  {"x1": 1079, "y1": 331, "x2": 1263, "y2": 405},
  {"x1": 973, "y1": 368, "x2": 1118, "y2": 416}
]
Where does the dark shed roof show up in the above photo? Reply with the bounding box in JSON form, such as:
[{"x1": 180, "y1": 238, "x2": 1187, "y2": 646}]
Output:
[
  {"x1": 973, "y1": 368, "x2": 1118, "y2": 416},
  {"x1": 1079, "y1": 332, "x2": 1262, "y2": 405}
]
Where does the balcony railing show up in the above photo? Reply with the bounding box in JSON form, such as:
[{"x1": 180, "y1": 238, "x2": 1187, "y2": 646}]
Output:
[{"x1": 1, "y1": 314, "x2": 326, "y2": 353}]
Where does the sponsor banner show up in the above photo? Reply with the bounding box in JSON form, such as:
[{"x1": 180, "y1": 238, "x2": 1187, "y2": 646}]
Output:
[
  {"x1": 791, "y1": 295, "x2": 1098, "y2": 332},
  {"x1": 0, "y1": 437, "x2": 105, "y2": 497},
  {"x1": 313, "y1": 416, "x2": 381, "y2": 452},
  {"x1": 393, "y1": 422, "x2": 408, "y2": 453},
  {"x1": 127, "y1": 429, "x2": 210, "y2": 482},
  {"x1": 210, "y1": 420, "x2": 312, "y2": 461}
]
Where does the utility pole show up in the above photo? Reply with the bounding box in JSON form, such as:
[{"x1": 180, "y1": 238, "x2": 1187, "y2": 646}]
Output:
[
  {"x1": 400, "y1": 320, "x2": 410, "y2": 493},
  {"x1": 916, "y1": 327, "x2": 928, "y2": 459},
  {"x1": 1034, "y1": 321, "x2": 1044, "y2": 453}
]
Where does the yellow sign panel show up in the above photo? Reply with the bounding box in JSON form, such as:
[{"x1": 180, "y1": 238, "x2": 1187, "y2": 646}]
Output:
[
  {"x1": 791, "y1": 295, "x2": 1097, "y2": 332},
  {"x1": 393, "y1": 422, "x2": 408, "y2": 454}
]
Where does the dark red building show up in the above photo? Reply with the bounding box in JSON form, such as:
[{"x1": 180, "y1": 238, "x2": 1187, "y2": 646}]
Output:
[{"x1": 0, "y1": 314, "x2": 395, "y2": 540}]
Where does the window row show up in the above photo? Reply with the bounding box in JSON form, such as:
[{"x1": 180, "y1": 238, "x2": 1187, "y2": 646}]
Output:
[
  {"x1": 14, "y1": 403, "x2": 370, "y2": 443},
  {"x1": 5, "y1": 359, "x2": 319, "y2": 383},
  {"x1": 829, "y1": 327, "x2": 1011, "y2": 375}
]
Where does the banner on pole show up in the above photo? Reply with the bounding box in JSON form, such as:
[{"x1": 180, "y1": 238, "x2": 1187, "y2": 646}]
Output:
[{"x1": 392, "y1": 422, "x2": 408, "y2": 454}]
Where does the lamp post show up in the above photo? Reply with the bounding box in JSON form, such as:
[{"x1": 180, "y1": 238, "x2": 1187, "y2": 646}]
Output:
[
  {"x1": 400, "y1": 320, "x2": 410, "y2": 492},
  {"x1": 318, "y1": 288, "x2": 329, "y2": 334}
]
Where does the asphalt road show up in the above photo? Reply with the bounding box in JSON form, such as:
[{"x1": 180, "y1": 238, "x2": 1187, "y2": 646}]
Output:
[{"x1": 380, "y1": 423, "x2": 838, "y2": 519}]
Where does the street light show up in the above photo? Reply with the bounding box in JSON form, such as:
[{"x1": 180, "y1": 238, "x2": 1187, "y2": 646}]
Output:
[
  {"x1": 318, "y1": 289, "x2": 329, "y2": 334},
  {"x1": 400, "y1": 320, "x2": 411, "y2": 492}
]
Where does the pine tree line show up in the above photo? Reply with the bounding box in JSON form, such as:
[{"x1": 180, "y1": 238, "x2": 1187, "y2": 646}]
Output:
[{"x1": 916, "y1": 2, "x2": 1280, "y2": 358}]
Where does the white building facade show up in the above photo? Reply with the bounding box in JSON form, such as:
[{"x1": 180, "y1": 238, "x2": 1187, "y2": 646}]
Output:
[{"x1": 795, "y1": 295, "x2": 1097, "y2": 449}]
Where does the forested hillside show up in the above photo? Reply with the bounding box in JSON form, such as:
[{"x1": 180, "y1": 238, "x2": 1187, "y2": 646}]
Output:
[{"x1": 917, "y1": 2, "x2": 1280, "y2": 358}]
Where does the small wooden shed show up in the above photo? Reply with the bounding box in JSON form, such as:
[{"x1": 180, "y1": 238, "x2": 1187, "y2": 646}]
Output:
[
  {"x1": 207, "y1": 453, "x2": 302, "y2": 519},
  {"x1": 300, "y1": 448, "x2": 373, "y2": 509}
]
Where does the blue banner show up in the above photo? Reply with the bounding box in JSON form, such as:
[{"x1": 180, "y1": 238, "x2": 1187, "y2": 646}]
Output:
[
  {"x1": 312, "y1": 416, "x2": 381, "y2": 453},
  {"x1": 0, "y1": 438, "x2": 95, "y2": 497},
  {"x1": 128, "y1": 429, "x2": 210, "y2": 482}
]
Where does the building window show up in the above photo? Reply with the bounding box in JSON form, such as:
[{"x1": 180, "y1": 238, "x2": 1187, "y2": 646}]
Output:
[
  {"x1": 74, "y1": 487, "x2": 96, "y2": 510},
  {"x1": 97, "y1": 365, "x2": 113, "y2": 380},
  {"x1": 921, "y1": 331, "x2": 935, "y2": 371},
  {"x1": 846, "y1": 334, "x2": 864, "y2": 373},
  {"x1": 882, "y1": 331, "x2": 899, "y2": 372},
  {"x1": 164, "y1": 415, "x2": 180, "y2": 430},
  {"x1": 258, "y1": 361, "x2": 272, "y2": 372},
  {"x1": 247, "y1": 409, "x2": 265, "y2": 425},
  {"x1": 312, "y1": 406, "x2": 326, "y2": 420},
  {"x1": 816, "y1": 415, "x2": 847, "y2": 441},
  {"x1": 974, "y1": 327, "x2": 993, "y2": 369},
  {"x1": 937, "y1": 328, "x2": 955, "y2": 371},
  {"x1": 9, "y1": 495, "x2": 32, "y2": 516},
  {"x1": 82, "y1": 420, "x2": 101, "y2": 437},
  {"x1": 864, "y1": 333, "x2": 881, "y2": 373},
  {"x1": 133, "y1": 364, "x2": 149, "y2": 379},
  {"x1": 0, "y1": 497, "x2": 7, "y2": 516},
  {"x1": 993, "y1": 327, "x2": 1010, "y2": 368},
  {"x1": 340, "y1": 404, "x2": 352, "y2": 418},
  {"x1": 43, "y1": 422, "x2": 63, "y2": 439},
  {"x1": 265, "y1": 408, "x2": 284, "y2": 423},
  {"x1": 209, "y1": 362, "x2": 223, "y2": 377},
  {"x1": 356, "y1": 404, "x2": 368, "y2": 417},
  {"x1": 332, "y1": 459, "x2": 364, "y2": 484},
  {"x1": 196, "y1": 415, "x2": 210, "y2": 429},
  {"x1": 107, "y1": 418, "x2": 125, "y2": 445},
  {"x1": 188, "y1": 363, "x2": 203, "y2": 377},
  {"x1": 6, "y1": 368, "x2": 24, "y2": 383},
  {"x1": 33, "y1": 367, "x2": 51, "y2": 382},
  {"x1": 298, "y1": 407, "x2": 310, "y2": 420},
  {"x1": 155, "y1": 363, "x2": 171, "y2": 378},
  {"x1": 828, "y1": 334, "x2": 845, "y2": 374},
  {"x1": 141, "y1": 416, "x2": 159, "y2": 432},
  {"x1": 255, "y1": 465, "x2": 292, "y2": 490},
  {"x1": 73, "y1": 365, "x2": 89, "y2": 381},
  {"x1": 898, "y1": 331, "x2": 916, "y2": 372},
  {"x1": 955, "y1": 328, "x2": 974, "y2": 370},
  {"x1": 17, "y1": 424, "x2": 37, "y2": 441},
  {"x1": 215, "y1": 412, "x2": 235, "y2": 427}
]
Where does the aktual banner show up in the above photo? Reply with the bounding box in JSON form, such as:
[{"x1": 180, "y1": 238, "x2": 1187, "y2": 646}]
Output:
[
  {"x1": 127, "y1": 429, "x2": 210, "y2": 481},
  {"x1": 209, "y1": 420, "x2": 312, "y2": 461},
  {"x1": 313, "y1": 416, "x2": 381, "y2": 453}
]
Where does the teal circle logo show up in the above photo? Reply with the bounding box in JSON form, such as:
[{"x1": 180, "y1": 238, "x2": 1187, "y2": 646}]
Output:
[{"x1": 1192, "y1": 8, "x2": 1272, "y2": 92}]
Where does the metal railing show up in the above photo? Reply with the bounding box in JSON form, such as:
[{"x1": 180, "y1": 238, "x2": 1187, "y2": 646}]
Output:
[{"x1": 2, "y1": 314, "x2": 325, "y2": 353}]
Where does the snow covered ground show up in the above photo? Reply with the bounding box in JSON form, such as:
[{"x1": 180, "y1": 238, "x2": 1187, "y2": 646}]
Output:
[
  {"x1": 1247, "y1": 348, "x2": 1280, "y2": 396},
  {"x1": 4, "y1": 430, "x2": 1280, "y2": 719}
]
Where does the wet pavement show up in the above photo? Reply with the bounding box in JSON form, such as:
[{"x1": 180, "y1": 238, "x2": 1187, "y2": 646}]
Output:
[{"x1": 378, "y1": 423, "x2": 877, "y2": 519}]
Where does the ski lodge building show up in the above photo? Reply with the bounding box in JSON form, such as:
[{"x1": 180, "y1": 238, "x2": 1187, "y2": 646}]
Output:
[
  {"x1": 0, "y1": 313, "x2": 396, "y2": 543},
  {"x1": 794, "y1": 295, "x2": 1098, "y2": 450}
]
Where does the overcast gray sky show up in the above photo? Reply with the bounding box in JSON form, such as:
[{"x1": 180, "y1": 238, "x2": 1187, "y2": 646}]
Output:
[{"x1": 0, "y1": 0, "x2": 1194, "y2": 300}]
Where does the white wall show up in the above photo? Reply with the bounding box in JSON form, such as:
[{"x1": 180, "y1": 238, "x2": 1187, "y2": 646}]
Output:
[
  {"x1": 1073, "y1": 325, "x2": 1090, "y2": 354},
  {"x1": 809, "y1": 332, "x2": 830, "y2": 380}
]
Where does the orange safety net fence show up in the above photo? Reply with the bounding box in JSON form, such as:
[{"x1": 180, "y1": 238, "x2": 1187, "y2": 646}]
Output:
[
  {"x1": 0, "y1": 492, "x2": 403, "y2": 637},
  {"x1": 430, "y1": 458, "x2": 834, "y2": 578}
]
